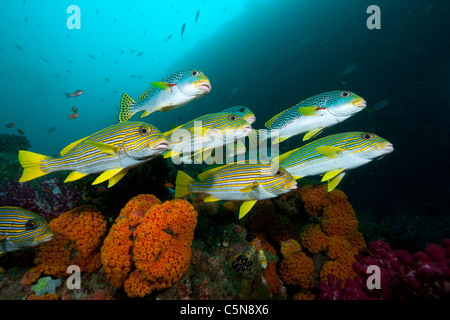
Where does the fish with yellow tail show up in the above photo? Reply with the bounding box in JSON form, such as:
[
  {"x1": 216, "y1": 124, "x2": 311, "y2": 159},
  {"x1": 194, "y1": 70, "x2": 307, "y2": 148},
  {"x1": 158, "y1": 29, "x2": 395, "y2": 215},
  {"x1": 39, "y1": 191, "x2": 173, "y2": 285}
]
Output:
[
  {"x1": 0, "y1": 206, "x2": 53, "y2": 256},
  {"x1": 18, "y1": 121, "x2": 169, "y2": 188},
  {"x1": 119, "y1": 68, "x2": 211, "y2": 122},
  {"x1": 163, "y1": 110, "x2": 252, "y2": 162},
  {"x1": 264, "y1": 91, "x2": 366, "y2": 144},
  {"x1": 175, "y1": 162, "x2": 297, "y2": 219},
  {"x1": 274, "y1": 132, "x2": 394, "y2": 192}
]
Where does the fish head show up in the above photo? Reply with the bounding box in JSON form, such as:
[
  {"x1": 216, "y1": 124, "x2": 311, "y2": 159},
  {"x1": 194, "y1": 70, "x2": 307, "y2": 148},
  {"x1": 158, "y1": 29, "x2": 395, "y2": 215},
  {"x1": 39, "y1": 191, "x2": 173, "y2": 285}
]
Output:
[
  {"x1": 176, "y1": 69, "x2": 211, "y2": 97},
  {"x1": 213, "y1": 113, "x2": 252, "y2": 141},
  {"x1": 221, "y1": 106, "x2": 256, "y2": 124},
  {"x1": 257, "y1": 165, "x2": 297, "y2": 195},
  {"x1": 344, "y1": 132, "x2": 394, "y2": 160},
  {"x1": 0, "y1": 207, "x2": 53, "y2": 251},
  {"x1": 121, "y1": 122, "x2": 169, "y2": 160},
  {"x1": 326, "y1": 91, "x2": 367, "y2": 117}
]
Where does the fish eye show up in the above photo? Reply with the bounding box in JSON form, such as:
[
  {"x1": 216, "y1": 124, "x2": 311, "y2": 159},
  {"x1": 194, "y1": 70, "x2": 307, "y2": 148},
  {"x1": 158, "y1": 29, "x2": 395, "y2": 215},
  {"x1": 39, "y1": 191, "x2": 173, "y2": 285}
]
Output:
[
  {"x1": 275, "y1": 170, "x2": 282, "y2": 176},
  {"x1": 191, "y1": 70, "x2": 200, "y2": 76},
  {"x1": 340, "y1": 91, "x2": 351, "y2": 97},
  {"x1": 229, "y1": 115, "x2": 239, "y2": 121},
  {"x1": 239, "y1": 107, "x2": 246, "y2": 112},
  {"x1": 139, "y1": 126, "x2": 151, "y2": 135},
  {"x1": 25, "y1": 220, "x2": 37, "y2": 231},
  {"x1": 362, "y1": 133, "x2": 374, "y2": 140}
]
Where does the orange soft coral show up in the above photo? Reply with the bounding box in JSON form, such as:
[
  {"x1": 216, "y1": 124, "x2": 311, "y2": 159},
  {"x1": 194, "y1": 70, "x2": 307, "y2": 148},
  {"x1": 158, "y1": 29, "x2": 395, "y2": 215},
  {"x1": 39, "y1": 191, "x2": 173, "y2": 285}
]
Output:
[
  {"x1": 279, "y1": 240, "x2": 314, "y2": 289},
  {"x1": 296, "y1": 183, "x2": 329, "y2": 216},
  {"x1": 300, "y1": 224, "x2": 329, "y2": 253},
  {"x1": 22, "y1": 205, "x2": 107, "y2": 285},
  {"x1": 101, "y1": 195, "x2": 198, "y2": 298}
]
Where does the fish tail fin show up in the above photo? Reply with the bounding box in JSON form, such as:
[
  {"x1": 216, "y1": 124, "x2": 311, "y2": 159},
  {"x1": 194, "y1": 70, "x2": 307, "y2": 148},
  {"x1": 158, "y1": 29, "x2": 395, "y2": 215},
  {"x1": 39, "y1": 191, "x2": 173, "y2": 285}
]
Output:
[
  {"x1": 119, "y1": 93, "x2": 136, "y2": 123},
  {"x1": 175, "y1": 170, "x2": 194, "y2": 198},
  {"x1": 18, "y1": 150, "x2": 51, "y2": 182}
]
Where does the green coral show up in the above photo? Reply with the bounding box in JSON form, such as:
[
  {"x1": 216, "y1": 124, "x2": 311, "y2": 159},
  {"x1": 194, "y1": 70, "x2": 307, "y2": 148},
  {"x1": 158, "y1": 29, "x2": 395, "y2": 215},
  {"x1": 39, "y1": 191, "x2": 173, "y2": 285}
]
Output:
[{"x1": 31, "y1": 276, "x2": 61, "y2": 297}]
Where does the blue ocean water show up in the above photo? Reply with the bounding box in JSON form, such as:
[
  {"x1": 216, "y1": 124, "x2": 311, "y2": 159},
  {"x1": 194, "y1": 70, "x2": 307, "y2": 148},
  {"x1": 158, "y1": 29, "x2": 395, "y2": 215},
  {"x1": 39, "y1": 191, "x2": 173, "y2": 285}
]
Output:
[{"x1": 1, "y1": 0, "x2": 449, "y2": 252}]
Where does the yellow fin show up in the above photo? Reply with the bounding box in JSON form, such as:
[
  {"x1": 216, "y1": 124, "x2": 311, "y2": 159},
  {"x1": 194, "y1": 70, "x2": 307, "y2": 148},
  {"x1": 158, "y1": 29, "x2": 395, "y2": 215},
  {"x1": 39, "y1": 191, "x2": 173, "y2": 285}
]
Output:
[
  {"x1": 321, "y1": 168, "x2": 345, "y2": 182},
  {"x1": 272, "y1": 136, "x2": 289, "y2": 145},
  {"x1": 239, "y1": 200, "x2": 257, "y2": 219},
  {"x1": 65, "y1": 171, "x2": 89, "y2": 183},
  {"x1": 204, "y1": 195, "x2": 220, "y2": 202},
  {"x1": 303, "y1": 127, "x2": 325, "y2": 141},
  {"x1": 326, "y1": 172, "x2": 346, "y2": 192},
  {"x1": 265, "y1": 110, "x2": 288, "y2": 129},
  {"x1": 239, "y1": 183, "x2": 259, "y2": 193},
  {"x1": 18, "y1": 150, "x2": 51, "y2": 183},
  {"x1": 92, "y1": 168, "x2": 124, "y2": 185},
  {"x1": 189, "y1": 126, "x2": 210, "y2": 136},
  {"x1": 315, "y1": 145, "x2": 345, "y2": 158},
  {"x1": 271, "y1": 147, "x2": 300, "y2": 165},
  {"x1": 60, "y1": 136, "x2": 89, "y2": 156},
  {"x1": 118, "y1": 93, "x2": 136, "y2": 123},
  {"x1": 0, "y1": 235, "x2": 7, "y2": 241},
  {"x1": 164, "y1": 150, "x2": 180, "y2": 159},
  {"x1": 108, "y1": 168, "x2": 128, "y2": 187},
  {"x1": 140, "y1": 110, "x2": 152, "y2": 118},
  {"x1": 150, "y1": 81, "x2": 174, "y2": 90},
  {"x1": 175, "y1": 171, "x2": 195, "y2": 198},
  {"x1": 298, "y1": 106, "x2": 319, "y2": 116},
  {"x1": 138, "y1": 87, "x2": 153, "y2": 102},
  {"x1": 85, "y1": 141, "x2": 120, "y2": 156},
  {"x1": 198, "y1": 166, "x2": 223, "y2": 181}
]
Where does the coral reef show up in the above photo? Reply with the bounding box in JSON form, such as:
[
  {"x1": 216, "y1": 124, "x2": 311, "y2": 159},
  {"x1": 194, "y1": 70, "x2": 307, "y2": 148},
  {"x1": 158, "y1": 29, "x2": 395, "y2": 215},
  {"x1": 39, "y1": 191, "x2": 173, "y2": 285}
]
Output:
[
  {"x1": 101, "y1": 194, "x2": 198, "y2": 298},
  {"x1": 21, "y1": 205, "x2": 107, "y2": 285},
  {"x1": 0, "y1": 133, "x2": 31, "y2": 154},
  {"x1": 0, "y1": 177, "x2": 82, "y2": 221},
  {"x1": 319, "y1": 239, "x2": 450, "y2": 299}
]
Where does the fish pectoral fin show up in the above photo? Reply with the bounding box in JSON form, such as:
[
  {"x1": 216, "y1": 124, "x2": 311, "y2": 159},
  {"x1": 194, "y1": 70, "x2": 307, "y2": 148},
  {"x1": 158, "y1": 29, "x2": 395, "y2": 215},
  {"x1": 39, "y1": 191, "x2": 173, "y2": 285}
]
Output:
[
  {"x1": 321, "y1": 168, "x2": 345, "y2": 182},
  {"x1": 315, "y1": 145, "x2": 345, "y2": 158},
  {"x1": 298, "y1": 106, "x2": 320, "y2": 116},
  {"x1": 164, "y1": 150, "x2": 180, "y2": 159},
  {"x1": 150, "y1": 81, "x2": 175, "y2": 91},
  {"x1": 92, "y1": 168, "x2": 124, "y2": 185},
  {"x1": 326, "y1": 172, "x2": 346, "y2": 192},
  {"x1": 108, "y1": 168, "x2": 128, "y2": 187},
  {"x1": 303, "y1": 127, "x2": 325, "y2": 141},
  {"x1": 239, "y1": 183, "x2": 259, "y2": 193},
  {"x1": 239, "y1": 200, "x2": 257, "y2": 219},
  {"x1": 85, "y1": 141, "x2": 120, "y2": 156},
  {"x1": 272, "y1": 136, "x2": 289, "y2": 145},
  {"x1": 65, "y1": 171, "x2": 89, "y2": 182},
  {"x1": 140, "y1": 110, "x2": 152, "y2": 118},
  {"x1": 204, "y1": 195, "x2": 220, "y2": 202}
]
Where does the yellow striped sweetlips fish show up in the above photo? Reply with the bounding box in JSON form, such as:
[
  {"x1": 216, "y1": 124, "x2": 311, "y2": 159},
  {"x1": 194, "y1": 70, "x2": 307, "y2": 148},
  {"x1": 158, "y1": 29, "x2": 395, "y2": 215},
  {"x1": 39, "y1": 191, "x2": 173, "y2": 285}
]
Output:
[
  {"x1": 0, "y1": 206, "x2": 53, "y2": 256},
  {"x1": 218, "y1": 106, "x2": 256, "y2": 124},
  {"x1": 119, "y1": 68, "x2": 211, "y2": 122},
  {"x1": 18, "y1": 121, "x2": 169, "y2": 187},
  {"x1": 175, "y1": 162, "x2": 297, "y2": 219},
  {"x1": 163, "y1": 111, "x2": 252, "y2": 161},
  {"x1": 265, "y1": 91, "x2": 367, "y2": 143},
  {"x1": 275, "y1": 132, "x2": 394, "y2": 192}
]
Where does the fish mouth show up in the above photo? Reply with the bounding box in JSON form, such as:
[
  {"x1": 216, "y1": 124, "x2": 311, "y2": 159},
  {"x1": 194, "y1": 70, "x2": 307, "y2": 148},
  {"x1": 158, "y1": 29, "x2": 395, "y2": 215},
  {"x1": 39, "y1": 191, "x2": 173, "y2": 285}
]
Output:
[
  {"x1": 285, "y1": 180, "x2": 298, "y2": 190},
  {"x1": 195, "y1": 81, "x2": 211, "y2": 93},
  {"x1": 352, "y1": 99, "x2": 367, "y2": 109},
  {"x1": 245, "y1": 116, "x2": 256, "y2": 124},
  {"x1": 152, "y1": 141, "x2": 170, "y2": 151},
  {"x1": 377, "y1": 142, "x2": 394, "y2": 153},
  {"x1": 33, "y1": 233, "x2": 53, "y2": 244},
  {"x1": 241, "y1": 125, "x2": 252, "y2": 134}
]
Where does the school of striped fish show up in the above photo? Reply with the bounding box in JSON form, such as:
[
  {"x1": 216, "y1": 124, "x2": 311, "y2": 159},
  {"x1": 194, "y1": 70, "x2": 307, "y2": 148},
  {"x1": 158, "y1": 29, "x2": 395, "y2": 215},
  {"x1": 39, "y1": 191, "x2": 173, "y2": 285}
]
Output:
[{"x1": 3, "y1": 67, "x2": 393, "y2": 255}]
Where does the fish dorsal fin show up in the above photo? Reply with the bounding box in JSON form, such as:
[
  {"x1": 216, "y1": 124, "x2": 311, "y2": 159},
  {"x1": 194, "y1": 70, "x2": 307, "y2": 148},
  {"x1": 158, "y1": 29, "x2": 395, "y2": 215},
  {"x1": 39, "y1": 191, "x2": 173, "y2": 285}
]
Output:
[
  {"x1": 298, "y1": 106, "x2": 320, "y2": 116},
  {"x1": 198, "y1": 166, "x2": 223, "y2": 181},
  {"x1": 204, "y1": 195, "x2": 220, "y2": 202},
  {"x1": 315, "y1": 145, "x2": 344, "y2": 158},
  {"x1": 271, "y1": 147, "x2": 300, "y2": 166},
  {"x1": 239, "y1": 182, "x2": 259, "y2": 193},
  {"x1": 150, "y1": 82, "x2": 176, "y2": 91},
  {"x1": 239, "y1": 200, "x2": 257, "y2": 219},
  {"x1": 108, "y1": 168, "x2": 128, "y2": 187},
  {"x1": 60, "y1": 136, "x2": 89, "y2": 156},
  {"x1": 85, "y1": 141, "x2": 120, "y2": 156},
  {"x1": 65, "y1": 171, "x2": 89, "y2": 183},
  {"x1": 138, "y1": 87, "x2": 154, "y2": 102},
  {"x1": 303, "y1": 127, "x2": 325, "y2": 141},
  {"x1": 271, "y1": 136, "x2": 289, "y2": 145},
  {"x1": 321, "y1": 168, "x2": 345, "y2": 182},
  {"x1": 326, "y1": 171, "x2": 346, "y2": 192},
  {"x1": 92, "y1": 168, "x2": 124, "y2": 185},
  {"x1": 265, "y1": 109, "x2": 289, "y2": 129}
]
